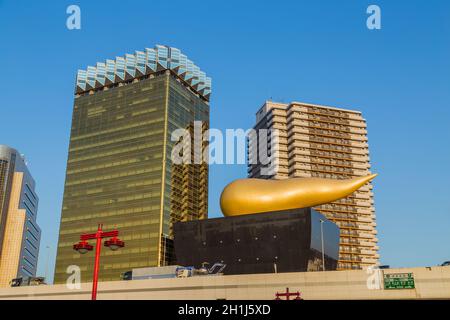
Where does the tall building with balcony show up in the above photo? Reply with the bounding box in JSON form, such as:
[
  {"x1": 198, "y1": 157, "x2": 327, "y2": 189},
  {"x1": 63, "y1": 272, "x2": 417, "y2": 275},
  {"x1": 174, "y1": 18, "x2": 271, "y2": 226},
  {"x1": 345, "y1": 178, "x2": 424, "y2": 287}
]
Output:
[
  {"x1": 54, "y1": 45, "x2": 210, "y2": 283},
  {"x1": 248, "y1": 101, "x2": 378, "y2": 270},
  {"x1": 0, "y1": 145, "x2": 41, "y2": 287}
]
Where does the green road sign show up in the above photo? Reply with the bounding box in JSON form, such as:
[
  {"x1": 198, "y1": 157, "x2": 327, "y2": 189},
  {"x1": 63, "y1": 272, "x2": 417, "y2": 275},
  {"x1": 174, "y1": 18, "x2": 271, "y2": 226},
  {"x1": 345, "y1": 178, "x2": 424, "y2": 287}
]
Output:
[{"x1": 384, "y1": 273, "x2": 415, "y2": 289}]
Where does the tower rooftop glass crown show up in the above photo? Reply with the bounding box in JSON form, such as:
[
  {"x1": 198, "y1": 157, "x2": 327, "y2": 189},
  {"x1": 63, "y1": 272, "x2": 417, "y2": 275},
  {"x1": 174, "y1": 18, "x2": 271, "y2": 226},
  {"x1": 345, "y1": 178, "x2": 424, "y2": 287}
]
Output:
[{"x1": 75, "y1": 45, "x2": 211, "y2": 101}]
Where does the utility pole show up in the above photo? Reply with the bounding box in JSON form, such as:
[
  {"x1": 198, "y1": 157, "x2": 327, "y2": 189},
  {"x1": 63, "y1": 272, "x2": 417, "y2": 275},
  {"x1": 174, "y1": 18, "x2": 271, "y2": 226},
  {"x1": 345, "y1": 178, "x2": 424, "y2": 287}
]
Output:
[{"x1": 320, "y1": 219, "x2": 326, "y2": 271}]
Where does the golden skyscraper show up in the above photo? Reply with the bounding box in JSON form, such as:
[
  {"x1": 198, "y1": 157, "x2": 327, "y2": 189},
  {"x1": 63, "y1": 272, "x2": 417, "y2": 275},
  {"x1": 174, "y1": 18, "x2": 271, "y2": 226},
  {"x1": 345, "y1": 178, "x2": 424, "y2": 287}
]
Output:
[
  {"x1": 248, "y1": 101, "x2": 378, "y2": 270},
  {"x1": 54, "y1": 45, "x2": 210, "y2": 283}
]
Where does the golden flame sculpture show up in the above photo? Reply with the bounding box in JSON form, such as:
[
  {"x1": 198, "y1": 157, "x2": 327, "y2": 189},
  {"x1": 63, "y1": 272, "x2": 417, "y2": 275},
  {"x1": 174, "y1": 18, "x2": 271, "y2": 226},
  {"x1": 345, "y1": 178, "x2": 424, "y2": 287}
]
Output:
[{"x1": 220, "y1": 174, "x2": 377, "y2": 217}]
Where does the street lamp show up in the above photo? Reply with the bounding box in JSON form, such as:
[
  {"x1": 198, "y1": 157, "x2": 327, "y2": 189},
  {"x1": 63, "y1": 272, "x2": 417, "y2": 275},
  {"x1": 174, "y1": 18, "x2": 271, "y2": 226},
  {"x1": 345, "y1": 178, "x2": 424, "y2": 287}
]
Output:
[
  {"x1": 73, "y1": 224, "x2": 125, "y2": 300},
  {"x1": 73, "y1": 240, "x2": 93, "y2": 254},
  {"x1": 104, "y1": 236, "x2": 125, "y2": 251},
  {"x1": 319, "y1": 219, "x2": 325, "y2": 271}
]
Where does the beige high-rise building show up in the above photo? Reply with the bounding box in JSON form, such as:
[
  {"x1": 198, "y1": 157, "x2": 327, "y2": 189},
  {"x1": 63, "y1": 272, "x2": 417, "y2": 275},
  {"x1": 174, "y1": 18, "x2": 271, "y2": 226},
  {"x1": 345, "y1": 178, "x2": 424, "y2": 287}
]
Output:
[
  {"x1": 248, "y1": 101, "x2": 378, "y2": 270},
  {"x1": 0, "y1": 145, "x2": 41, "y2": 287}
]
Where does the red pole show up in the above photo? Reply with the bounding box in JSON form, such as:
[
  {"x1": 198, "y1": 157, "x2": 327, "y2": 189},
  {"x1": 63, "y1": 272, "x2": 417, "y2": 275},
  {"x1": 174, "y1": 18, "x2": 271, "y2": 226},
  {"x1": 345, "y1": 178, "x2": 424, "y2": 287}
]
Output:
[{"x1": 91, "y1": 224, "x2": 103, "y2": 300}]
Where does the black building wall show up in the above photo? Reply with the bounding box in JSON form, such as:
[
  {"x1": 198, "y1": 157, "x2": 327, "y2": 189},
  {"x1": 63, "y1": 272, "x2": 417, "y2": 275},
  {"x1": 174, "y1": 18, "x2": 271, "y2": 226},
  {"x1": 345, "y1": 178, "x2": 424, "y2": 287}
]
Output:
[{"x1": 173, "y1": 208, "x2": 339, "y2": 275}]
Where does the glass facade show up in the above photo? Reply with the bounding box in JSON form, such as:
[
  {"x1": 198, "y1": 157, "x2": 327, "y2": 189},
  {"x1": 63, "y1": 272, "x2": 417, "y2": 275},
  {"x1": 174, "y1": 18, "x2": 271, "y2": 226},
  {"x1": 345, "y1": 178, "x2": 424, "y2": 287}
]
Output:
[
  {"x1": 0, "y1": 158, "x2": 11, "y2": 258},
  {"x1": 54, "y1": 71, "x2": 209, "y2": 283},
  {"x1": 0, "y1": 159, "x2": 10, "y2": 250},
  {"x1": 75, "y1": 45, "x2": 211, "y2": 102}
]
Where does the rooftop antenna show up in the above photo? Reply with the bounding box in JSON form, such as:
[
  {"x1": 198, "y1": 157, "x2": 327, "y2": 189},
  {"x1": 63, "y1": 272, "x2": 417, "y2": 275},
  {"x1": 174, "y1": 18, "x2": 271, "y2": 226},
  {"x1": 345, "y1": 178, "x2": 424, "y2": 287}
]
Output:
[
  {"x1": 20, "y1": 154, "x2": 28, "y2": 166},
  {"x1": 267, "y1": 86, "x2": 272, "y2": 102}
]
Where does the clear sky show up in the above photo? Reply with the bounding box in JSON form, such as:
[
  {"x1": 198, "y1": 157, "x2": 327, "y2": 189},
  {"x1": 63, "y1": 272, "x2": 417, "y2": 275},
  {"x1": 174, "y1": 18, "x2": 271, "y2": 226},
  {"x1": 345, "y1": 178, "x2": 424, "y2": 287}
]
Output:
[{"x1": 1, "y1": 0, "x2": 449, "y2": 283}]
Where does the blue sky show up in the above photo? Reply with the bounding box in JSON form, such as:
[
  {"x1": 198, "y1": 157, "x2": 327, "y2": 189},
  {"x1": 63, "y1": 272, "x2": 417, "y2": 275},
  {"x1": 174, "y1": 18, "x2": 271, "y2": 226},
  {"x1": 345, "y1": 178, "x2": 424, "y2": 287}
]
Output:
[{"x1": 0, "y1": 0, "x2": 449, "y2": 283}]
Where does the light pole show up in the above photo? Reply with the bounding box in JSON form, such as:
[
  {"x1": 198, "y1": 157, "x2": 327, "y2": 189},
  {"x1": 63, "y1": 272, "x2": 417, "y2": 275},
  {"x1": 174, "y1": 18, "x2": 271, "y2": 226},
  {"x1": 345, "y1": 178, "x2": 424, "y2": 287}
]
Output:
[
  {"x1": 73, "y1": 224, "x2": 124, "y2": 300},
  {"x1": 44, "y1": 245, "x2": 50, "y2": 282},
  {"x1": 320, "y1": 219, "x2": 325, "y2": 271}
]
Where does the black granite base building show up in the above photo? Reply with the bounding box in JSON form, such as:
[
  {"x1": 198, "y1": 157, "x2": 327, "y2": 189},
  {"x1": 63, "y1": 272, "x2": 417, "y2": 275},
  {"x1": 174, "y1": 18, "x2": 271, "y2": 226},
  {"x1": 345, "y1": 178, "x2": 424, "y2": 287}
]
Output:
[{"x1": 173, "y1": 208, "x2": 340, "y2": 275}]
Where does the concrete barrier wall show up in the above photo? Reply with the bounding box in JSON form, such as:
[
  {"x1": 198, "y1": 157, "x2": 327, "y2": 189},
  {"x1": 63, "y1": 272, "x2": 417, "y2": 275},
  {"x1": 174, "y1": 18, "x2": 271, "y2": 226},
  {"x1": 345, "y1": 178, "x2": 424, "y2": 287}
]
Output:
[{"x1": 0, "y1": 266, "x2": 449, "y2": 300}]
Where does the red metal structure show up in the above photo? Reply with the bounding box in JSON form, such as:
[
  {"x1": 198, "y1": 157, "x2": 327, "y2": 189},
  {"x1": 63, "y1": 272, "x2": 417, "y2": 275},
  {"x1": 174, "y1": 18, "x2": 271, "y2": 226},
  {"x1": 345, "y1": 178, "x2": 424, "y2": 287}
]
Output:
[
  {"x1": 275, "y1": 287, "x2": 303, "y2": 300},
  {"x1": 73, "y1": 224, "x2": 125, "y2": 300}
]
